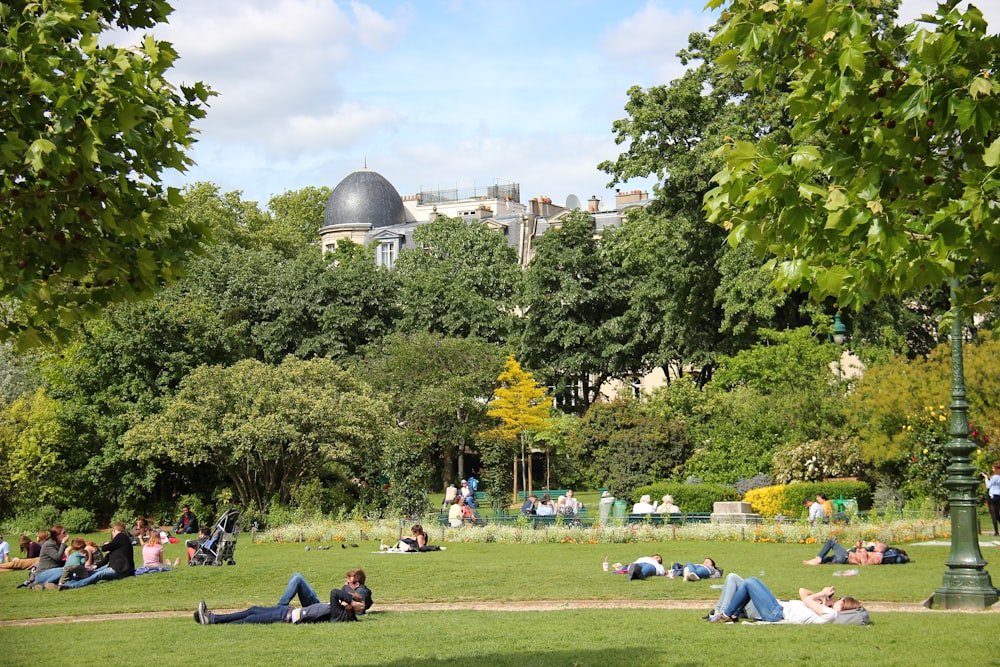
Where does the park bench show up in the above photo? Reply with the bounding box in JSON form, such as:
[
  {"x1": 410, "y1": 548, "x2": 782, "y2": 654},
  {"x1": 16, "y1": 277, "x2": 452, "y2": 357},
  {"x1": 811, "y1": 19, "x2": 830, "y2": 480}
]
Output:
[
  {"x1": 624, "y1": 512, "x2": 711, "y2": 525},
  {"x1": 516, "y1": 490, "x2": 570, "y2": 501}
]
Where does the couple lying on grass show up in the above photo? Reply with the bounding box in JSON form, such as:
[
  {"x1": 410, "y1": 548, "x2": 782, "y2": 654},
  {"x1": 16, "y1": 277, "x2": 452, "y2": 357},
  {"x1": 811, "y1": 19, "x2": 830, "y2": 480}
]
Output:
[{"x1": 195, "y1": 569, "x2": 373, "y2": 625}]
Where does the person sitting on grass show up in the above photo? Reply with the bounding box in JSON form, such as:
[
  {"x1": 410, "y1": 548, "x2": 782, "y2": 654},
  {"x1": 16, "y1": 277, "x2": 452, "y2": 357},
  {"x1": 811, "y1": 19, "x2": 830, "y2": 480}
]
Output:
[
  {"x1": 279, "y1": 569, "x2": 373, "y2": 615},
  {"x1": 0, "y1": 534, "x2": 43, "y2": 572},
  {"x1": 709, "y1": 575, "x2": 862, "y2": 624},
  {"x1": 60, "y1": 521, "x2": 135, "y2": 589},
  {"x1": 803, "y1": 538, "x2": 889, "y2": 566},
  {"x1": 57, "y1": 538, "x2": 93, "y2": 585},
  {"x1": 391, "y1": 524, "x2": 444, "y2": 552},
  {"x1": 184, "y1": 525, "x2": 212, "y2": 565},
  {"x1": 625, "y1": 554, "x2": 665, "y2": 580},
  {"x1": 195, "y1": 589, "x2": 364, "y2": 625}
]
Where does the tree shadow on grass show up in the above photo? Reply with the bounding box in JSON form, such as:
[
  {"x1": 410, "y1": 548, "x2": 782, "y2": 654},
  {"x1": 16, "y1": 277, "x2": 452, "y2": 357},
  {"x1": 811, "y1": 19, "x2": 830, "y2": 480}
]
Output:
[{"x1": 359, "y1": 647, "x2": 694, "y2": 667}]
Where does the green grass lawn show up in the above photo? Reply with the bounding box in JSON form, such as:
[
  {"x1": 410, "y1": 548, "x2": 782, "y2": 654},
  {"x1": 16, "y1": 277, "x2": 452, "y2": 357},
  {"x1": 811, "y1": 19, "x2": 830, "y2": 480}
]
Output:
[{"x1": 3, "y1": 536, "x2": 998, "y2": 666}]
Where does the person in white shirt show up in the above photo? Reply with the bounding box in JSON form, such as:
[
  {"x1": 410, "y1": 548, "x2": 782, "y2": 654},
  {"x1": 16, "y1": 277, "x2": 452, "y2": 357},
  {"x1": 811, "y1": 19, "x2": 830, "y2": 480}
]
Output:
[
  {"x1": 710, "y1": 575, "x2": 861, "y2": 624},
  {"x1": 0, "y1": 534, "x2": 9, "y2": 563},
  {"x1": 632, "y1": 494, "x2": 655, "y2": 514},
  {"x1": 562, "y1": 489, "x2": 580, "y2": 515},
  {"x1": 805, "y1": 498, "x2": 826, "y2": 524},
  {"x1": 627, "y1": 554, "x2": 665, "y2": 580},
  {"x1": 982, "y1": 462, "x2": 1000, "y2": 536},
  {"x1": 535, "y1": 494, "x2": 555, "y2": 516}
]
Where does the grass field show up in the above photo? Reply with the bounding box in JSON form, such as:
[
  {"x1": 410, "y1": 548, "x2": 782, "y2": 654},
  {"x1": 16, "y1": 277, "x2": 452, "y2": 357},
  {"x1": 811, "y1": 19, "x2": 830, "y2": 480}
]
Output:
[{"x1": 3, "y1": 534, "x2": 999, "y2": 666}]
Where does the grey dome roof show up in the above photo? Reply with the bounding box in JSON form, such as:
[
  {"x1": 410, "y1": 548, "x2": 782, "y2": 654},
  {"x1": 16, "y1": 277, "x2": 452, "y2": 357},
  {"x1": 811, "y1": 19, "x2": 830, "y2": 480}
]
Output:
[{"x1": 323, "y1": 169, "x2": 406, "y2": 229}]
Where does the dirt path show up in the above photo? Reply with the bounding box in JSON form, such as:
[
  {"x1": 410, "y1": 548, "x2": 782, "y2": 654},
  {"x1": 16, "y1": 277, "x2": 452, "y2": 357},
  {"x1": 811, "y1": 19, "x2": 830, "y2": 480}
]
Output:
[{"x1": 3, "y1": 598, "x2": 988, "y2": 626}]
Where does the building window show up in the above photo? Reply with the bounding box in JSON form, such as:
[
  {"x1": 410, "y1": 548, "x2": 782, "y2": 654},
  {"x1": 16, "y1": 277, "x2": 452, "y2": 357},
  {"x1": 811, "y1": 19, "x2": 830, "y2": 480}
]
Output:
[{"x1": 377, "y1": 241, "x2": 396, "y2": 269}]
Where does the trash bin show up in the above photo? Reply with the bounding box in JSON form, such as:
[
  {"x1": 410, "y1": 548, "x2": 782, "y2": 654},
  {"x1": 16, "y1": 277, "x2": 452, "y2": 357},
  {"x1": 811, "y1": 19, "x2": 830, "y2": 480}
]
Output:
[
  {"x1": 833, "y1": 497, "x2": 846, "y2": 513},
  {"x1": 613, "y1": 500, "x2": 627, "y2": 520}
]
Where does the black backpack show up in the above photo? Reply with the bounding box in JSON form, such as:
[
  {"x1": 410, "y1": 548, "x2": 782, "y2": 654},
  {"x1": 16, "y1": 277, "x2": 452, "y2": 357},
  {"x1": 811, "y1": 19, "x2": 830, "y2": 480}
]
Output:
[{"x1": 882, "y1": 548, "x2": 910, "y2": 564}]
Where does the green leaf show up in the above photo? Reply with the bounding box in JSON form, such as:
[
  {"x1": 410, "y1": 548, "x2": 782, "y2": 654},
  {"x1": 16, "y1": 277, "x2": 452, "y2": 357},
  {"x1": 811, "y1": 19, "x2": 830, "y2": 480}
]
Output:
[
  {"x1": 985, "y1": 137, "x2": 1000, "y2": 168},
  {"x1": 26, "y1": 138, "x2": 56, "y2": 170},
  {"x1": 969, "y1": 76, "x2": 993, "y2": 100}
]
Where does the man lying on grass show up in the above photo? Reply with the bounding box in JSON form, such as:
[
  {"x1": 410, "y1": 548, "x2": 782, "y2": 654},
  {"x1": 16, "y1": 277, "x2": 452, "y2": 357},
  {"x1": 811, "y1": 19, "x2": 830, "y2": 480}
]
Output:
[{"x1": 194, "y1": 589, "x2": 365, "y2": 625}]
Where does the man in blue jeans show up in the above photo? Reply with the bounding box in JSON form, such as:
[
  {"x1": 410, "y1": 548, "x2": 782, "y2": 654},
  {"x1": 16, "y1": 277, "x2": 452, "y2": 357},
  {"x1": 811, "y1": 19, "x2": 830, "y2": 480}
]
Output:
[
  {"x1": 195, "y1": 589, "x2": 364, "y2": 625},
  {"x1": 626, "y1": 554, "x2": 665, "y2": 580},
  {"x1": 278, "y1": 569, "x2": 373, "y2": 614}
]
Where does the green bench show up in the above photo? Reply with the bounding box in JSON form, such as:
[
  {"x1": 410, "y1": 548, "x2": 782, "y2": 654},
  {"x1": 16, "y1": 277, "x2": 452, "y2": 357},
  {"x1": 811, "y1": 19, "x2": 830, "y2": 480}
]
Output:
[
  {"x1": 516, "y1": 490, "x2": 570, "y2": 501},
  {"x1": 624, "y1": 512, "x2": 711, "y2": 525}
]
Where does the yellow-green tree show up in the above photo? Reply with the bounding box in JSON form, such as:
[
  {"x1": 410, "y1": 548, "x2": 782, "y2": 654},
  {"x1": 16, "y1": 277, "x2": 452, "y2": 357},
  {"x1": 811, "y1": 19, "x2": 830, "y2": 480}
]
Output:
[{"x1": 483, "y1": 355, "x2": 551, "y2": 501}]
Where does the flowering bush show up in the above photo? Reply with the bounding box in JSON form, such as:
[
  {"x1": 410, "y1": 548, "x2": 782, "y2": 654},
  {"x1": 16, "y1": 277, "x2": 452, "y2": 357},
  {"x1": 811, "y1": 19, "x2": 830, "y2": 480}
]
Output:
[
  {"x1": 899, "y1": 405, "x2": 991, "y2": 504},
  {"x1": 744, "y1": 485, "x2": 786, "y2": 518},
  {"x1": 258, "y1": 515, "x2": 949, "y2": 545},
  {"x1": 772, "y1": 436, "x2": 864, "y2": 483}
]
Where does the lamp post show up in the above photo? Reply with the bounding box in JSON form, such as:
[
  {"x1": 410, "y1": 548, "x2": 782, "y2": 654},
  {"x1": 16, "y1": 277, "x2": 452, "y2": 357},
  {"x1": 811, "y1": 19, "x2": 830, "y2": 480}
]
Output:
[
  {"x1": 932, "y1": 279, "x2": 999, "y2": 609},
  {"x1": 832, "y1": 313, "x2": 847, "y2": 346}
]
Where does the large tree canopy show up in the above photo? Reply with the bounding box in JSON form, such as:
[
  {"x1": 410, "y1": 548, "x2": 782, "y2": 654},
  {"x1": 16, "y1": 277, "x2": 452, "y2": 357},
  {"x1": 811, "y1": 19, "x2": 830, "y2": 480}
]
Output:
[
  {"x1": 1, "y1": 1, "x2": 214, "y2": 347},
  {"x1": 704, "y1": 0, "x2": 1000, "y2": 312}
]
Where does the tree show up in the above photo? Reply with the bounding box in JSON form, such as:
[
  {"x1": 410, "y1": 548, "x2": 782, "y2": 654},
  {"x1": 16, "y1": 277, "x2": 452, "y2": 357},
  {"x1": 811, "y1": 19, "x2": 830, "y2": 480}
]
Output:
[
  {"x1": 253, "y1": 243, "x2": 399, "y2": 362},
  {"x1": 568, "y1": 398, "x2": 689, "y2": 500},
  {"x1": 1, "y1": 1, "x2": 213, "y2": 347},
  {"x1": 599, "y1": 28, "x2": 801, "y2": 378},
  {"x1": 393, "y1": 217, "x2": 520, "y2": 344},
  {"x1": 482, "y1": 355, "x2": 552, "y2": 499},
  {"x1": 122, "y1": 356, "x2": 392, "y2": 509},
  {"x1": 704, "y1": 0, "x2": 1000, "y2": 608},
  {"x1": 0, "y1": 388, "x2": 70, "y2": 518},
  {"x1": 359, "y1": 332, "x2": 504, "y2": 487},
  {"x1": 518, "y1": 211, "x2": 624, "y2": 411}
]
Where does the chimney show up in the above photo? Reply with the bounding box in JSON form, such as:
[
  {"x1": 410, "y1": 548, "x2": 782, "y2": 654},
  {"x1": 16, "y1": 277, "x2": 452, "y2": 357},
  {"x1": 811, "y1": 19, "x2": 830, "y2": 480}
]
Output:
[{"x1": 588, "y1": 195, "x2": 600, "y2": 213}]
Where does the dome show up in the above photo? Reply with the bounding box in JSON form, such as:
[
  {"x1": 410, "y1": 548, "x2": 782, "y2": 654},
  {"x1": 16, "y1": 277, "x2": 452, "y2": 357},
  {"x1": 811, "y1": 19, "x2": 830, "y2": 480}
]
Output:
[{"x1": 323, "y1": 169, "x2": 407, "y2": 229}]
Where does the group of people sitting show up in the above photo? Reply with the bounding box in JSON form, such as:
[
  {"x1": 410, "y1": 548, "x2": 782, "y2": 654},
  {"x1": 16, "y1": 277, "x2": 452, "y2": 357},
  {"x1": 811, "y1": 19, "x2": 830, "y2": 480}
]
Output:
[
  {"x1": 631, "y1": 494, "x2": 681, "y2": 514},
  {"x1": 7, "y1": 504, "x2": 217, "y2": 590},
  {"x1": 519, "y1": 490, "x2": 582, "y2": 516}
]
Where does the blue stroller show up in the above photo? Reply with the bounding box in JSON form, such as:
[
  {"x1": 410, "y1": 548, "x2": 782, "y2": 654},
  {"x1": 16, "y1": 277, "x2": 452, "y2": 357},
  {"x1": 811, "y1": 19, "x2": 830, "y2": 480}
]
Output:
[{"x1": 189, "y1": 508, "x2": 241, "y2": 566}]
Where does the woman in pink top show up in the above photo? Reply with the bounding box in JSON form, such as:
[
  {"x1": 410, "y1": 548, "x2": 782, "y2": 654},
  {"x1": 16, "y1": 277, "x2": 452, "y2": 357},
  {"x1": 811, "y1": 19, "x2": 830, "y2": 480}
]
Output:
[{"x1": 142, "y1": 531, "x2": 165, "y2": 568}]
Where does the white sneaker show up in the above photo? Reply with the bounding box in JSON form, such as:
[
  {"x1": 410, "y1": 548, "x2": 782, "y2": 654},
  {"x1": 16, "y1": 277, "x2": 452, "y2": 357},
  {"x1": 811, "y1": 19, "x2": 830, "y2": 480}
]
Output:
[{"x1": 683, "y1": 567, "x2": 699, "y2": 581}]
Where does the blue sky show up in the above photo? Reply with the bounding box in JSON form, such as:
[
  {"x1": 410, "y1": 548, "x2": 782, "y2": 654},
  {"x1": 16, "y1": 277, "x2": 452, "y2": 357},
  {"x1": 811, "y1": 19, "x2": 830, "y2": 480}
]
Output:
[{"x1": 143, "y1": 1, "x2": 998, "y2": 211}]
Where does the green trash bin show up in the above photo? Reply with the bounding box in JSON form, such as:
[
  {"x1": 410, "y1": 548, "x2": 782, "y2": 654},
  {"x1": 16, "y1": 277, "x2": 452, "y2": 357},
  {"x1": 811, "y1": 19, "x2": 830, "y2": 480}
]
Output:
[
  {"x1": 833, "y1": 497, "x2": 846, "y2": 513},
  {"x1": 612, "y1": 500, "x2": 627, "y2": 520}
]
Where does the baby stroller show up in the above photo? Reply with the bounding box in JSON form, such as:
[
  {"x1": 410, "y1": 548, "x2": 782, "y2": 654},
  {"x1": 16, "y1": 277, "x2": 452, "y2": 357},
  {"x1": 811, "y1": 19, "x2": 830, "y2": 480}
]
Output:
[{"x1": 189, "y1": 507, "x2": 241, "y2": 566}]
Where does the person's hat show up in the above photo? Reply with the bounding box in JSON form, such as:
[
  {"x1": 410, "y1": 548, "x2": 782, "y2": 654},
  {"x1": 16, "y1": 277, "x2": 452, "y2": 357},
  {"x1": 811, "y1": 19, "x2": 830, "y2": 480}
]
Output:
[
  {"x1": 601, "y1": 491, "x2": 610, "y2": 497},
  {"x1": 461, "y1": 480, "x2": 468, "y2": 485}
]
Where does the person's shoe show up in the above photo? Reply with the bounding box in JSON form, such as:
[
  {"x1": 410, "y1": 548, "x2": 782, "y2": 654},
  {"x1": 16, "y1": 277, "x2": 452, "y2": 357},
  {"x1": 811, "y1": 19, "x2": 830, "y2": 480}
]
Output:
[
  {"x1": 709, "y1": 613, "x2": 735, "y2": 623},
  {"x1": 627, "y1": 563, "x2": 640, "y2": 580},
  {"x1": 197, "y1": 600, "x2": 211, "y2": 624},
  {"x1": 683, "y1": 567, "x2": 699, "y2": 581},
  {"x1": 701, "y1": 610, "x2": 718, "y2": 621}
]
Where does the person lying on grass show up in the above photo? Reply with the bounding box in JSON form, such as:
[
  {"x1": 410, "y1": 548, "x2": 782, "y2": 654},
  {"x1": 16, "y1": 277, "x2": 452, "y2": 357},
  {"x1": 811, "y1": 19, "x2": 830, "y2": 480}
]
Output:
[
  {"x1": 194, "y1": 589, "x2": 365, "y2": 625},
  {"x1": 707, "y1": 574, "x2": 862, "y2": 624},
  {"x1": 279, "y1": 569, "x2": 373, "y2": 614},
  {"x1": 803, "y1": 539, "x2": 892, "y2": 566}
]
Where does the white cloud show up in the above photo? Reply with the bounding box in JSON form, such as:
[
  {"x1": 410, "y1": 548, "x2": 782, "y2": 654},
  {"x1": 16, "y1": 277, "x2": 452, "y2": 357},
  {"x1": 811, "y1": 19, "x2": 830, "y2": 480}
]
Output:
[
  {"x1": 602, "y1": 1, "x2": 718, "y2": 83},
  {"x1": 350, "y1": 1, "x2": 408, "y2": 52}
]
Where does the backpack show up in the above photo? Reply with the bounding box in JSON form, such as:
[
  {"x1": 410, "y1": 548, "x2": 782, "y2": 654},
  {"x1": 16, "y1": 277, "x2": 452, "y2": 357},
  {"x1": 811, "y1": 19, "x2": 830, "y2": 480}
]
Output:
[
  {"x1": 881, "y1": 548, "x2": 910, "y2": 564},
  {"x1": 833, "y1": 607, "x2": 872, "y2": 625}
]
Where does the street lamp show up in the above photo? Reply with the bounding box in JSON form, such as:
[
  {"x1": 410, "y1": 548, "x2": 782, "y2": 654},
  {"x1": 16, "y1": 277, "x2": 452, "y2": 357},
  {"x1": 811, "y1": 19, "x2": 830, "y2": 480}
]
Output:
[
  {"x1": 931, "y1": 279, "x2": 999, "y2": 609},
  {"x1": 832, "y1": 313, "x2": 848, "y2": 346}
]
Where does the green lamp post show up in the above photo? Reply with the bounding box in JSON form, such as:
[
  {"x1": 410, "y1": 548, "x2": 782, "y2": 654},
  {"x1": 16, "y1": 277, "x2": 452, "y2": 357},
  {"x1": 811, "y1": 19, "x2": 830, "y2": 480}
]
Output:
[
  {"x1": 832, "y1": 313, "x2": 848, "y2": 346},
  {"x1": 932, "y1": 280, "x2": 999, "y2": 609}
]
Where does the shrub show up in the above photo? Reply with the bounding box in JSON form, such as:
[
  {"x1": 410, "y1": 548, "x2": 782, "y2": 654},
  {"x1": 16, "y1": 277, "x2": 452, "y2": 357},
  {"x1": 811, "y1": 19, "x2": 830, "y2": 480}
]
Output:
[
  {"x1": 772, "y1": 436, "x2": 865, "y2": 483},
  {"x1": 15, "y1": 504, "x2": 61, "y2": 532},
  {"x1": 59, "y1": 508, "x2": 95, "y2": 534},
  {"x1": 744, "y1": 485, "x2": 786, "y2": 518},
  {"x1": 736, "y1": 474, "x2": 774, "y2": 496}
]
